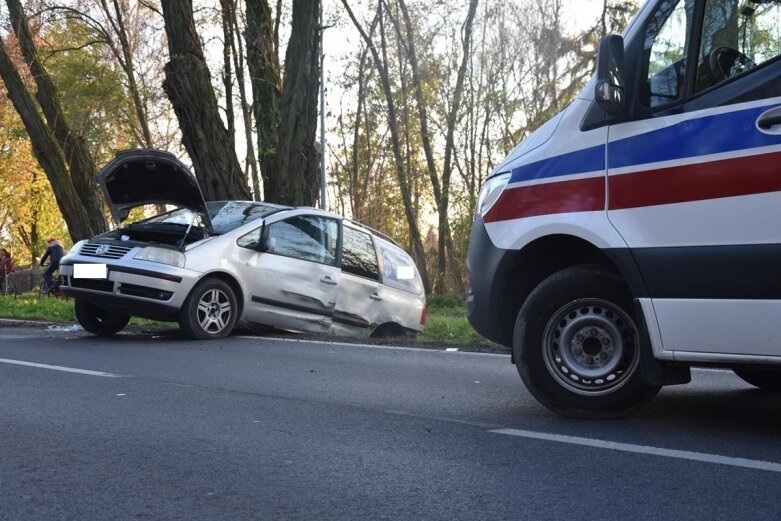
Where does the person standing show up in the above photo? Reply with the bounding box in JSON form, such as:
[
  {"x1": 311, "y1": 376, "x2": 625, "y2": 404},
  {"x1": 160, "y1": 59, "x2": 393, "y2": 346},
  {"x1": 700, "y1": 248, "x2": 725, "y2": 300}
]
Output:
[
  {"x1": 0, "y1": 248, "x2": 13, "y2": 293},
  {"x1": 40, "y1": 238, "x2": 64, "y2": 290}
]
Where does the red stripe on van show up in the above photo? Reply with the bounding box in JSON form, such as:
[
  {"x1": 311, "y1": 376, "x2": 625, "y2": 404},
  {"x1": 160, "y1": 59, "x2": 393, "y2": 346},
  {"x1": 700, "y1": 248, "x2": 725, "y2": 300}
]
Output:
[
  {"x1": 608, "y1": 150, "x2": 781, "y2": 210},
  {"x1": 483, "y1": 176, "x2": 605, "y2": 223}
]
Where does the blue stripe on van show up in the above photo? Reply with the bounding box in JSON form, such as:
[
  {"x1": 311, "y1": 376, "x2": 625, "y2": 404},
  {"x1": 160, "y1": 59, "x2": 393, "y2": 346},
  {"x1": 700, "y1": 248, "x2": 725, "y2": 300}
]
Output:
[
  {"x1": 507, "y1": 102, "x2": 781, "y2": 186},
  {"x1": 509, "y1": 144, "x2": 605, "y2": 184},
  {"x1": 609, "y1": 103, "x2": 781, "y2": 169}
]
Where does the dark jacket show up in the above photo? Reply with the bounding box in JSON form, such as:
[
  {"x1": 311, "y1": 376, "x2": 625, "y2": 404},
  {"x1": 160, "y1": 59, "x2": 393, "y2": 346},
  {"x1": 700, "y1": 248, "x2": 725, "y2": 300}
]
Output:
[{"x1": 41, "y1": 244, "x2": 65, "y2": 267}]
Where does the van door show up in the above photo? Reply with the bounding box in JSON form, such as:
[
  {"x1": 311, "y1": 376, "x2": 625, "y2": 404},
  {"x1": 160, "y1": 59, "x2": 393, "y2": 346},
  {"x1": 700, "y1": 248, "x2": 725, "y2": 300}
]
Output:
[
  {"x1": 607, "y1": 0, "x2": 781, "y2": 357},
  {"x1": 331, "y1": 226, "x2": 383, "y2": 336},
  {"x1": 240, "y1": 214, "x2": 341, "y2": 333}
]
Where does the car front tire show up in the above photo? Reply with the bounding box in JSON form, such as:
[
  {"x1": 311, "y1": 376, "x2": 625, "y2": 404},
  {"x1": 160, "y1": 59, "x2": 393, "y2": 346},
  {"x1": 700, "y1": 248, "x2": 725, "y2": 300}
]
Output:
[
  {"x1": 513, "y1": 265, "x2": 660, "y2": 418},
  {"x1": 179, "y1": 278, "x2": 238, "y2": 340},
  {"x1": 74, "y1": 299, "x2": 130, "y2": 337}
]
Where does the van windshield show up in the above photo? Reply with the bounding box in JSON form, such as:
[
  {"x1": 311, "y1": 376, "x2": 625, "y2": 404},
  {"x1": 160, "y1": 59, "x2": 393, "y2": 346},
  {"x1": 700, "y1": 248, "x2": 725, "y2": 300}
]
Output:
[{"x1": 141, "y1": 201, "x2": 284, "y2": 235}]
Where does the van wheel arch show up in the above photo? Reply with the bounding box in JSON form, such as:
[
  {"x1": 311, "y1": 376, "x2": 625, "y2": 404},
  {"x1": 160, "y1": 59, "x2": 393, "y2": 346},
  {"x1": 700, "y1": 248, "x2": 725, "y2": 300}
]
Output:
[
  {"x1": 371, "y1": 322, "x2": 409, "y2": 339},
  {"x1": 494, "y1": 235, "x2": 643, "y2": 349}
]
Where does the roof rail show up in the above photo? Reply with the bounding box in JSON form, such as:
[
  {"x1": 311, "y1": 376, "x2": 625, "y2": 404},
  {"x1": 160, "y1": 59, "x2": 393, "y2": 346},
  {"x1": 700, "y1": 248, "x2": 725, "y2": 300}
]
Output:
[{"x1": 346, "y1": 219, "x2": 399, "y2": 246}]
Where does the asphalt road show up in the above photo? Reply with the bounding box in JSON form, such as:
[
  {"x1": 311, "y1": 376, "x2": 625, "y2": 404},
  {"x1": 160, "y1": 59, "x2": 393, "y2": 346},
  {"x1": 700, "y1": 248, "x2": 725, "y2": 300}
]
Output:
[{"x1": 1, "y1": 324, "x2": 780, "y2": 520}]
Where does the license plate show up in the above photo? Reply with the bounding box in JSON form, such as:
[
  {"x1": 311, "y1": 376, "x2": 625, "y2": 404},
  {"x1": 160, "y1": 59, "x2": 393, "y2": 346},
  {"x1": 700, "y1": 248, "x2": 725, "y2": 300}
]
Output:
[{"x1": 73, "y1": 263, "x2": 108, "y2": 279}]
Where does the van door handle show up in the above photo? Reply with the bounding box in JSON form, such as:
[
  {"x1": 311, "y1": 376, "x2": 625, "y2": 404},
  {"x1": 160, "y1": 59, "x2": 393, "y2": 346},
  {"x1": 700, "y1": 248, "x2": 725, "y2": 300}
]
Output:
[
  {"x1": 370, "y1": 292, "x2": 383, "y2": 301},
  {"x1": 320, "y1": 276, "x2": 338, "y2": 285},
  {"x1": 757, "y1": 107, "x2": 781, "y2": 130}
]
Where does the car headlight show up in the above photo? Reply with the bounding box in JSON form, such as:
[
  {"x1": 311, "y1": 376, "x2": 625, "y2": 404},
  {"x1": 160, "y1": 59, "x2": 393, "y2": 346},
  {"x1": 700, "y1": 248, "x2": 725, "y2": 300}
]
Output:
[
  {"x1": 476, "y1": 173, "x2": 511, "y2": 217},
  {"x1": 134, "y1": 247, "x2": 185, "y2": 267}
]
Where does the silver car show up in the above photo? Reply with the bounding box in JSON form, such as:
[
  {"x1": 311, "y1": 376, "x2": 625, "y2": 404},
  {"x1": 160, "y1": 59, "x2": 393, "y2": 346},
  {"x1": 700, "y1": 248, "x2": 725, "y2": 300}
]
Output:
[{"x1": 59, "y1": 150, "x2": 427, "y2": 339}]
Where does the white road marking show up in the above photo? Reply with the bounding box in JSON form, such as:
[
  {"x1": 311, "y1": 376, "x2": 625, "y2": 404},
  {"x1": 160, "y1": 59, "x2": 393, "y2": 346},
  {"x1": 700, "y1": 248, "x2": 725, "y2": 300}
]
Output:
[
  {"x1": 0, "y1": 358, "x2": 121, "y2": 378},
  {"x1": 490, "y1": 428, "x2": 781, "y2": 473},
  {"x1": 236, "y1": 335, "x2": 509, "y2": 357}
]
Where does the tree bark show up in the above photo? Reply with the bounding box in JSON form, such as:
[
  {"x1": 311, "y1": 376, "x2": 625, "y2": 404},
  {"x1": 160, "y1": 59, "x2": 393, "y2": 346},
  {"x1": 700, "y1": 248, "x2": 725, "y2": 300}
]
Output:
[
  {"x1": 160, "y1": 0, "x2": 250, "y2": 201},
  {"x1": 6, "y1": 0, "x2": 107, "y2": 237},
  {"x1": 269, "y1": 0, "x2": 322, "y2": 206},
  {"x1": 245, "y1": 0, "x2": 281, "y2": 201},
  {"x1": 0, "y1": 36, "x2": 98, "y2": 241}
]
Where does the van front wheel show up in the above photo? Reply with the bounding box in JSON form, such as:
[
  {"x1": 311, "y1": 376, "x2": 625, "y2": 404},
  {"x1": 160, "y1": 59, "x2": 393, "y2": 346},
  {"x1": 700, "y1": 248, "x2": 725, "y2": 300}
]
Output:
[{"x1": 514, "y1": 265, "x2": 660, "y2": 418}]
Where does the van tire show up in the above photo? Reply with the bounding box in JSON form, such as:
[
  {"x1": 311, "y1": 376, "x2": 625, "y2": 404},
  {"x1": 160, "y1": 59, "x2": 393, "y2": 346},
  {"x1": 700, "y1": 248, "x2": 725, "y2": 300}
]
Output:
[
  {"x1": 513, "y1": 265, "x2": 660, "y2": 418},
  {"x1": 733, "y1": 368, "x2": 781, "y2": 391},
  {"x1": 74, "y1": 299, "x2": 130, "y2": 337},
  {"x1": 179, "y1": 278, "x2": 238, "y2": 340}
]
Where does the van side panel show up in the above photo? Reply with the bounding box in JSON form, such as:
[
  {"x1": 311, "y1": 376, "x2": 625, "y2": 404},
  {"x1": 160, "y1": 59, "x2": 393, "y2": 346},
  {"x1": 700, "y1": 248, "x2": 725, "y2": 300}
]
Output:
[{"x1": 607, "y1": 97, "x2": 781, "y2": 357}]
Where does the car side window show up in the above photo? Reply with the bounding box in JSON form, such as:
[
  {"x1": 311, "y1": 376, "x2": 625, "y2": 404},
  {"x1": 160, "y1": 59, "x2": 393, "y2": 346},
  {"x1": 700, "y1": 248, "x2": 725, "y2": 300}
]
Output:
[
  {"x1": 266, "y1": 215, "x2": 339, "y2": 266},
  {"x1": 342, "y1": 227, "x2": 380, "y2": 281},
  {"x1": 695, "y1": 0, "x2": 781, "y2": 91},
  {"x1": 642, "y1": 0, "x2": 693, "y2": 108}
]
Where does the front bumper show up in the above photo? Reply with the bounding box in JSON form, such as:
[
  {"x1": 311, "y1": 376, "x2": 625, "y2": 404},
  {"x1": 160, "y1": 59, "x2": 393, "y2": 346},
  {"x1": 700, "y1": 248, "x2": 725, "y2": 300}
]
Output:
[
  {"x1": 466, "y1": 217, "x2": 514, "y2": 346},
  {"x1": 59, "y1": 255, "x2": 200, "y2": 321}
]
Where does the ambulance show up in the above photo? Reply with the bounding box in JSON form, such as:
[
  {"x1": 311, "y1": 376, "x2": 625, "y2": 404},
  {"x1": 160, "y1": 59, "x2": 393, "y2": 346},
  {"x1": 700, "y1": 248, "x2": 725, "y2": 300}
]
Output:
[{"x1": 467, "y1": 0, "x2": 781, "y2": 417}]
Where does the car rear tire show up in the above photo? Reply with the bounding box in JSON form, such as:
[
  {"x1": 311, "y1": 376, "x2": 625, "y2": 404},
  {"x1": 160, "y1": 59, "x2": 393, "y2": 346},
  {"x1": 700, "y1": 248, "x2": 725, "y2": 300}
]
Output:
[
  {"x1": 733, "y1": 368, "x2": 781, "y2": 391},
  {"x1": 513, "y1": 265, "x2": 660, "y2": 418},
  {"x1": 74, "y1": 299, "x2": 130, "y2": 337},
  {"x1": 179, "y1": 278, "x2": 238, "y2": 340}
]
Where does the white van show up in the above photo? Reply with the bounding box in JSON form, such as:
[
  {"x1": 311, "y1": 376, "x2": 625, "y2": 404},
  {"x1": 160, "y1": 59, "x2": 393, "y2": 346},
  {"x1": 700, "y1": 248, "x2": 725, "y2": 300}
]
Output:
[{"x1": 467, "y1": 0, "x2": 781, "y2": 417}]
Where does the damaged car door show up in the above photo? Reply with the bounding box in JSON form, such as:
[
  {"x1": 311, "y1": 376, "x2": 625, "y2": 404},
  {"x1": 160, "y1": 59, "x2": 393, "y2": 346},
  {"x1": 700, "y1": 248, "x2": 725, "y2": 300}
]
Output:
[{"x1": 239, "y1": 212, "x2": 342, "y2": 333}]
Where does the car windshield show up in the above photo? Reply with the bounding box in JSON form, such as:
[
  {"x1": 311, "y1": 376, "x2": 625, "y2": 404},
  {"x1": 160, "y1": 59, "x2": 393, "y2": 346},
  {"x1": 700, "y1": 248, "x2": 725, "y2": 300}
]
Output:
[{"x1": 141, "y1": 201, "x2": 284, "y2": 235}]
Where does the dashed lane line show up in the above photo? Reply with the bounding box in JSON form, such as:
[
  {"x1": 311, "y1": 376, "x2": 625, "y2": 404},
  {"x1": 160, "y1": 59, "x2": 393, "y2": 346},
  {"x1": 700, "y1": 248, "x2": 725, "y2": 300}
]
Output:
[{"x1": 490, "y1": 428, "x2": 781, "y2": 473}]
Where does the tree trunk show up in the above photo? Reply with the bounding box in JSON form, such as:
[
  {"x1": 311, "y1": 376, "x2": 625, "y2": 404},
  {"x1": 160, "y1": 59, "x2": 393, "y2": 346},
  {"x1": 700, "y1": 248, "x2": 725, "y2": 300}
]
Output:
[
  {"x1": 0, "y1": 37, "x2": 98, "y2": 241},
  {"x1": 245, "y1": 0, "x2": 281, "y2": 201},
  {"x1": 6, "y1": 0, "x2": 107, "y2": 237},
  {"x1": 269, "y1": 0, "x2": 321, "y2": 206},
  {"x1": 160, "y1": 0, "x2": 250, "y2": 201}
]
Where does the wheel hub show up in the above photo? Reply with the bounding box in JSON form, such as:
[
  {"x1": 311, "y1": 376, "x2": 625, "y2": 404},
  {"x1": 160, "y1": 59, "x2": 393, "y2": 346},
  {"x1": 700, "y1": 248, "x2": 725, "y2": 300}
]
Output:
[{"x1": 543, "y1": 298, "x2": 640, "y2": 396}]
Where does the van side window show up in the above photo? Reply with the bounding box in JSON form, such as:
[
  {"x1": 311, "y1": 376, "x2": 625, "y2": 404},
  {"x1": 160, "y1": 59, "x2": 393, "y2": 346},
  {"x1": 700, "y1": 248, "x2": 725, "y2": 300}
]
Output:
[
  {"x1": 695, "y1": 0, "x2": 781, "y2": 91},
  {"x1": 237, "y1": 227, "x2": 262, "y2": 250},
  {"x1": 378, "y1": 242, "x2": 423, "y2": 295},
  {"x1": 342, "y1": 227, "x2": 380, "y2": 281},
  {"x1": 642, "y1": 0, "x2": 693, "y2": 108},
  {"x1": 266, "y1": 215, "x2": 339, "y2": 266}
]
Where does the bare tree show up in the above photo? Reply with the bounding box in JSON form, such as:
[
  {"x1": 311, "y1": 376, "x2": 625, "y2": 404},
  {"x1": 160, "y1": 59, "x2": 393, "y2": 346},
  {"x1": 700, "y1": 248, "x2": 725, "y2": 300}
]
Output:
[{"x1": 342, "y1": 0, "x2": 431, "y2": 292}]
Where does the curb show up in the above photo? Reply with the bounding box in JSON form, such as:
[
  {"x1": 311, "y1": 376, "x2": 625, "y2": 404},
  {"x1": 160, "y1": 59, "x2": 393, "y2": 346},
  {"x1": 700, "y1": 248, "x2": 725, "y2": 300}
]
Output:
[{"x1": 0, "y1": 318, "x2": 57, "y2": 328}]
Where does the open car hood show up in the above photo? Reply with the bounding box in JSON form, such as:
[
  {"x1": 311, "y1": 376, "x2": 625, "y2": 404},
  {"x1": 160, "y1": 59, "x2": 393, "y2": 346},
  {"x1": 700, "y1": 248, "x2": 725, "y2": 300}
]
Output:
[{"x1": 98, "y1": 149, "x2": 213, "y2": 233}]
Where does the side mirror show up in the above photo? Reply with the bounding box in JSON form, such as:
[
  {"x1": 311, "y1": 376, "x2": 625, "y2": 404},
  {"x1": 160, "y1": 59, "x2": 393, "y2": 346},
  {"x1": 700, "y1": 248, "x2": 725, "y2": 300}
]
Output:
[
  {"x1": 595, "y1": 34, "x2": 626, "y2": 116},
  {"x1": 259, "y1": 236, "x2": 276, "y2": 253}
]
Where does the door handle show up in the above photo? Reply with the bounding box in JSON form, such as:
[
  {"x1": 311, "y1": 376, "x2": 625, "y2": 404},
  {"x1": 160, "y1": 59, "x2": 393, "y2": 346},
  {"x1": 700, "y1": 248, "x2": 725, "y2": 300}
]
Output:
[
  {"x1": 757, "y1": 107, "x2": 781, "y2": 130},
  {"x1": 370, "y1": 292, "x2": 383, "y2": 301},
  {"x1": 320, "y1": 276, "x2": 338, "y2": 285}
]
